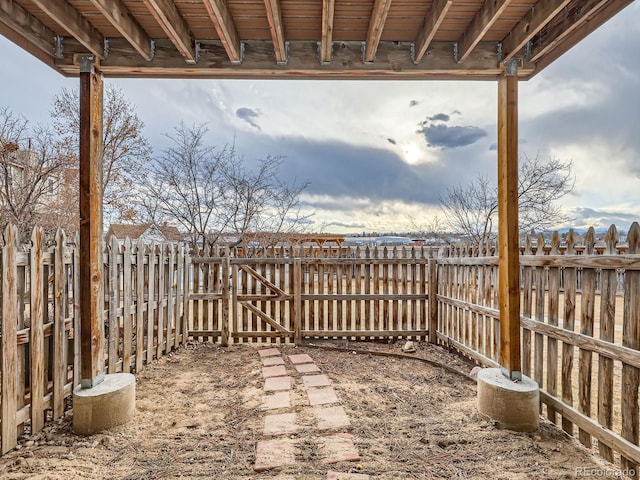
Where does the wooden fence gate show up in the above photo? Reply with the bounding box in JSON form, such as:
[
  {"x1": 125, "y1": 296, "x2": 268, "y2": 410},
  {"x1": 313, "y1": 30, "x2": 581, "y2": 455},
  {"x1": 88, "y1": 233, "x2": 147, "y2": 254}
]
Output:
[{"x1": 187, "y1": 246, "x2": 431, "y2": 344}]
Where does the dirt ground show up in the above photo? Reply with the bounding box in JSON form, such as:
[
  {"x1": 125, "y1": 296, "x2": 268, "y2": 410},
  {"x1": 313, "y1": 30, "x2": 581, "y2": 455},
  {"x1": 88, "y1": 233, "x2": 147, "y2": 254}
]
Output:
[{"x1": 0, "y1": 340, "x2": 627, "y2": 480}]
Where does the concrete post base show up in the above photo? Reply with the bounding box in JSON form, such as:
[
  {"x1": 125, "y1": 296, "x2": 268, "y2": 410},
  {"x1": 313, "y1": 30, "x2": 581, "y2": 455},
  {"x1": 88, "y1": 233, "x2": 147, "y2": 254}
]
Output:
[
  {"x1": 477, "y1": 368, "x2": 539, "y2": 432},
  {"x1": 73, "y1": 373, "x2": 135, "y2": 435}
]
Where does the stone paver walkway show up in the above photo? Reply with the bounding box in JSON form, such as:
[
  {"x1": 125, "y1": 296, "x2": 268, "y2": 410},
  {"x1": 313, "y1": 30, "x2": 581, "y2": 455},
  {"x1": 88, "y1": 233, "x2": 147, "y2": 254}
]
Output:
[{"x1": 253, "y1": 347, "x2": 362, "y2": 475}]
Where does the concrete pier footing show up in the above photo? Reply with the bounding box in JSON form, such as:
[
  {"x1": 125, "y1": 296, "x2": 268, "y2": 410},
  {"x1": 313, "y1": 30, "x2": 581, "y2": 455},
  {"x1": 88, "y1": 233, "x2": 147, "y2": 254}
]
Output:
[
  {"x1": 73, "y1": 373, "x2": 135, "y2": 435},
  {"x1": 477, "y1": 368, "x2": 539, "y2": 432}
]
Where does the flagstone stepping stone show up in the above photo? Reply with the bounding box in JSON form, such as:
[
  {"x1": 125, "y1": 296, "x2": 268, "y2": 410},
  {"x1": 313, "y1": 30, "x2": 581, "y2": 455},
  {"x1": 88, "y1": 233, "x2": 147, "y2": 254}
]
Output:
[
  {"x1": 264, "y1": 412, "x2": 298, "y2": 436},
  {"x1": 326, "y1": 472, "x2": 370, "y2": 480},
  {"x1": 314, "y1": 405, "x2": 351, "y2": 430},
  {"x1": 265, "y1": 376, "x2": 292, "y2": 392},
  {"x1": 294, "y1": 363, "x2": 321, "y2": 373},
  {"x1": 262, "y1": 356, "x2": 285, "y2": 366},
  {"x1": 262, "y1": 365, "x2": 288, "y2": 378},
  {"x1": 302, "y1": 374, "x2": 331, "y2": 388},
  {"x1": 307, "y1": 386, "x2": 339, "y2": 406},
  {"x1": 288, "y1": 353, "x2": 314, "y2": 364},
  {"x1": 319, "y1": 433, "x2": 360, "y2": 464},
  {"x1": 254, "y1": 438, "x2": 296, "y2": 472},
  {"x1": 258, "y1": 348, "x2": 282, "y2": 358},
  {"x1": 261, "y1": 391, "x2": 291, "y2": 411}
]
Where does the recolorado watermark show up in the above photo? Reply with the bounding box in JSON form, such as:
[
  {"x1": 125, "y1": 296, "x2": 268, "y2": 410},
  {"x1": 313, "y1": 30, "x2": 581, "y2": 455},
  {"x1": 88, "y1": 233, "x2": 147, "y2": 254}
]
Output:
[{"x1": 576, "y1": 466, "x2": 635, "y2": 478}]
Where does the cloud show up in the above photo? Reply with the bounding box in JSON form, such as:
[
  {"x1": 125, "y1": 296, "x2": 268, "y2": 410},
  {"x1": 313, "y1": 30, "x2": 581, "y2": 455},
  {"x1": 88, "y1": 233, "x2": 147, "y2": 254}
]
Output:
[
  {"x1": 235, "y1": 107, "x2": 261, "y2": 130},
  {"x1": 417, "y1": 123, "x2": 488, "y2": 149},
  {"x1": 426, "y1": 113, "x2": 450, "y2": 122},
  {"x1": 570, "y1": 207, "x2": 639, "y2": 232}
]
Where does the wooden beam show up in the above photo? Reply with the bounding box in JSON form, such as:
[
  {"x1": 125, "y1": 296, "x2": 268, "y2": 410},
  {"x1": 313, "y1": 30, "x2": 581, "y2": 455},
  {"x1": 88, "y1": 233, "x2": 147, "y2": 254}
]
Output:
[
  {"x1": 413, "y1": 0, "x2": 452, "y2": 63},
  {"x1": 78, "y1": 56, "x2": 105, "y2": 388},
  {"x1": 57, "y1": 39, "x2": 532, "y2": 80},
  {"x1": 0, "y1": 0, "x2": 55, "y2": 58},
  {"x1": 202, "y1": 0, "x2": 243, "y2": 64},
  {"x1": 320, "y1": 0, "x2": 335, "y2": 64},
  {"x1": 364, "y1": 0, "x2": 393, "y2": 63},
  {"x1": 143, "y1": 0, "x2": 196, "y2": 62},
  {"x1": 529, "y1": 0, "x2": 621, "y2": 63},
  {"x1": 30, "y1": 0, "x2": 103, "y2": 57},
  {"x1": 263, "y1": 0, "x2": 287, "y2": 64},
  {"x1": 531, "y1": 0, "x2": 633, "y2": 75},
  {"x1": 501, "y1": 0, "x2": 573, "y2": 61},
  {"x1": 497, "y1": 60, "x2": 521, "y2": 380},
  {"x1": 456, "y1": 0, "x2": 512, "y2": 63},
  {"x1": 89, "y1": 0, "x2": 153, "y2": 60}
]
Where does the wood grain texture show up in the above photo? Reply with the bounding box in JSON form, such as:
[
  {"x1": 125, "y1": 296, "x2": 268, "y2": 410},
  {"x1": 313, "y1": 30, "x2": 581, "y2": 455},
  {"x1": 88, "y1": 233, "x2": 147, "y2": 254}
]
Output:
[
  {"x1": 79, "y1": 69, "x2": 105, "y2": 387},
  {"x1": 497, "y1": 69, "x2": 521, "y2": 378}
]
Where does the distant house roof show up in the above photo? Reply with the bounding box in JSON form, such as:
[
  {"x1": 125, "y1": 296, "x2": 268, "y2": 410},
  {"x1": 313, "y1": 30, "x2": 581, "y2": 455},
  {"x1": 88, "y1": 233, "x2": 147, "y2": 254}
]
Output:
[{"x1": 106, "y1": 222, "x2": 183, "y2": 243}]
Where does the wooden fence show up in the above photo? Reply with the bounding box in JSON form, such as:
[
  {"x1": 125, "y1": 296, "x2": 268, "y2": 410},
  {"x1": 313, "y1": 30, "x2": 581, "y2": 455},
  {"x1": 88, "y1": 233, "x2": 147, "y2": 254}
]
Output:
[
  {"x1": 4, "y1": 222, "x2": 640, "y2": 473},
  {"x1": 0, "y1": 226, "x2": 188, "y2": 454},
  {"x1": 436, "y1": 224, "x2": 640, "y2": 476}
]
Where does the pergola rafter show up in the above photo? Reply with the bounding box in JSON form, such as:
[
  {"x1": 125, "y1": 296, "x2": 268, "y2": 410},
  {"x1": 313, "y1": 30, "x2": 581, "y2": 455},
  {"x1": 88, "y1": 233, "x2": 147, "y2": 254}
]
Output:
[
  {"x1": 143, "y1": 0, "x2": 196, "y2": 62},
  {"x1": 30, "y1": 0, "x2": 104, "y2": 57},
  {"x1": 364, "y1": 0, "x2": 393, "y2": 63},
  {"x1": 202, "y1": 0, "x2": 243, "y2": 64},
  {"x1": 413, "y1": 0, "x2": 452, "y2": 63},
  {"x1": 456, "y1": 0, "x2": 512, "y2": 64},
  {"x1": 263, "y1": 0, "x2": 287, "y2": 65}
]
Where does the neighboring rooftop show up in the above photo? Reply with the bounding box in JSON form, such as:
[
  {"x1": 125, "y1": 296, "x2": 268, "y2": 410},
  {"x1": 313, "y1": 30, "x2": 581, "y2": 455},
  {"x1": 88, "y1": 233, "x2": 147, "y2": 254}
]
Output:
[{"x1": 106, "y1": 222, "x2": 183, "y2": 243}]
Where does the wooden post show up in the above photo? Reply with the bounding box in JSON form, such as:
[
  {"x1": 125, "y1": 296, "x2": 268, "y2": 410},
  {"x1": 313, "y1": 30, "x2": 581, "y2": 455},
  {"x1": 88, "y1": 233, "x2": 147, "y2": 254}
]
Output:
[
  {"x1": 221, "y1": 252, "x2": 230, "y2": 346},
  {"x1": 293, "y1": 257, "x2": 302, "y2": 345},
  {"x1": 428, "y1": 251, "x2": 438, "y2": 344},
  {"x1": 1, "y1": 224, "x2": 19, "y2": 454},
  {"x1": 78, "y1": 55, "x2": 105, "y2": 389},
  {"x1": 497, "y1": 59, "x2": 521, "y2": 380}
]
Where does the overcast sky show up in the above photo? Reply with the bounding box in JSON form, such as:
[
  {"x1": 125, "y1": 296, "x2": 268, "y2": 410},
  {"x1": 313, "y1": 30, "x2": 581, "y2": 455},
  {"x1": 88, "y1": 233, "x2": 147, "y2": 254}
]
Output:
[{"x1": 1, "y1": 3, "x2": 639, "y2": 234}]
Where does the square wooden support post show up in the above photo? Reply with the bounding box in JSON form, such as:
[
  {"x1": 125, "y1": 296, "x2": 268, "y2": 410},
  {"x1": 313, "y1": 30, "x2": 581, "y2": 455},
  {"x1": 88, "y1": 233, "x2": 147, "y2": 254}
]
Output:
[
  {"x1": 78, "y1": 55, "x2": 105, "y2": 389},
  {"x1": 497, "y1": 60, "x2": 522, "y2": 381}
]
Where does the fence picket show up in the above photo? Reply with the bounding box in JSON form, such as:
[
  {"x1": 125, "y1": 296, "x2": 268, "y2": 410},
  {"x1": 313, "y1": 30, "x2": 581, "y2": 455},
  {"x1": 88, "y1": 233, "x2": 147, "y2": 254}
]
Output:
[
  {"x1": 1, "y1": 224, "x2": 18, "y2": 454},
  {"x1": 29, "y1": 227, "x2": 45, "y2": 433},
  {"x1": 122, "y1": 237, "x2": 133, "y2": 373},
  {"x1": 53, "y1": 228, "x2": 67, "y2": 418},
  {"x1": 621, "y1": 223, "x2": 640, "y2": 476},
  {"x1": 597, "y1": 224, "x2": 618, "y2": 461}
]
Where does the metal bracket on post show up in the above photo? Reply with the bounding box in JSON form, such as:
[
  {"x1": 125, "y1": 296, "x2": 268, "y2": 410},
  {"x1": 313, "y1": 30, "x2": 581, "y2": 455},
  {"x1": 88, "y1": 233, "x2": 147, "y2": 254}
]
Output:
[
  {"x1": 77, "y1": 54, "x2": 97, "y2": 73},
  {"x1": 524, "y1": 41, "x2": 532, "y2": 63},
  {"x1": 230, "y1": 42, "x2": 245, "y2": 65},
  {"x1": 317, "y1": 41, "x2": 333, "y2": 65},
  {"x1": 54, "y1": 36, "x2": 64, "y2": 59},
  {"x1": 500, "y1": 366, "x2": 522, "y2": 382},
  {"x1": 496, "y1": 42, "x2": 503, "y2": 63},
  {"x1": 453, "y1": 42, "x2": 459, "y2": 64},
  {"x1": 102, "y1": 38, "x2": 109, "y2": 61},
  {"x1": 504, "y1": 58, "x2": 522, "y2": 76},
  {"x1": 276, "y1": 41, "x2": 289, "y2": 66},
  {"x1": 185, "y1": 41, "x2": 200, "y2": 65},
  {"x1": 147, "y1": 39, "x2": 155, "y2": 61}
]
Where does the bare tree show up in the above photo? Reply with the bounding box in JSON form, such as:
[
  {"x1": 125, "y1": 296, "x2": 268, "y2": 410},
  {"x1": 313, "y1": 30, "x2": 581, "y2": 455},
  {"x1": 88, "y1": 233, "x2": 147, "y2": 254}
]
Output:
[
  {"x1": 440, "y1": 154, "x2": 574, "y2": 244},
  {"x1": 51, "y1": 84, "x2": 152, "y2": 222},
  {"x1": 408, "y1": 215, "x2": 449, "y2": 244},
  {"x1": 0, "y1": 108, "x2": 76, "y2": 241},
  {"x1": 138, "y1": 122, "x2": 311, "y2": 247}
]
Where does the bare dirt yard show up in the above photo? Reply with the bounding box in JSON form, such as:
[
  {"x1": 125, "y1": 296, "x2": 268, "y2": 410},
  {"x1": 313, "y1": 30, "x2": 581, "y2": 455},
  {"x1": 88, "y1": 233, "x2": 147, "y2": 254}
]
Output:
[{"x1": 0, "y1": 340, "x2": 626, "y2": 479}]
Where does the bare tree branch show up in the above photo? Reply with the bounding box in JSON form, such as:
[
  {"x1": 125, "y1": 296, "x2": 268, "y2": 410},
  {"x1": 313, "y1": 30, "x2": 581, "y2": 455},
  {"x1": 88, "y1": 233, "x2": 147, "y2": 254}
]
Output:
[{"x1": 439, "y1": 154, "x2": 574, "y2": 244}]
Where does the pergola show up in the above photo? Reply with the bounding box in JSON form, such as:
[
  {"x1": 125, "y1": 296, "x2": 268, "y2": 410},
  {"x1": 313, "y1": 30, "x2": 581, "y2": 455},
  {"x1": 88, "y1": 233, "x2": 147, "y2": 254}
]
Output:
[{"x1": 0, "y1": 0, "x2": 634, "y2": 390}]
